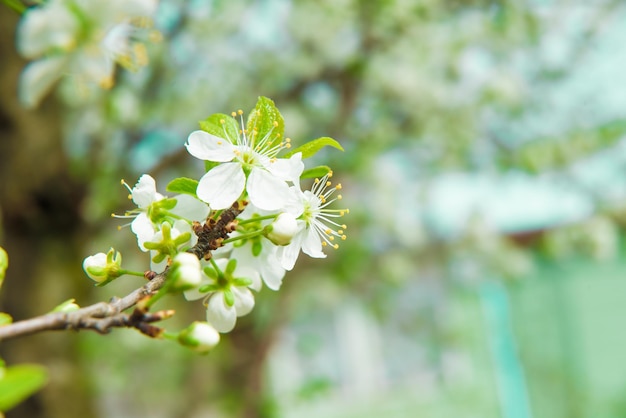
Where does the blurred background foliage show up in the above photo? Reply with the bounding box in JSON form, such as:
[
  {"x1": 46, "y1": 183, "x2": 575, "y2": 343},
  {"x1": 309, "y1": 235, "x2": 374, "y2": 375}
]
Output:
[{"x1": 2, "y1": 0, "x2": 626, "y2": 417}]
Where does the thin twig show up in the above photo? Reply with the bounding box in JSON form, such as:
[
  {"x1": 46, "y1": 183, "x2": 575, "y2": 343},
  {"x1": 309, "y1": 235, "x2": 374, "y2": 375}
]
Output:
[{"x1": 0, "y1": 273, "x2": 167, "y2": 341}]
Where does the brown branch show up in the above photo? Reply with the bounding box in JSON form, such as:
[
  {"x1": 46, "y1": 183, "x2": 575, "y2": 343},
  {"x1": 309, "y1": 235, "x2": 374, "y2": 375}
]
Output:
[
  {"x1": 0, "y1": 200, "x2": 246, "y2": 342},
  {"x1": 0, "y1": 272, "x2": 168, "y2": 341}
]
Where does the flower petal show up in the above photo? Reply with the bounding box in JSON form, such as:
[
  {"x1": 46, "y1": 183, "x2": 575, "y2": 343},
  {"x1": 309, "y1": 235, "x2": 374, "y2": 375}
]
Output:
[
  {"x1": 206, "y1": 293, "x2": 237, "y2": 333},
  {"x1": 172, "y1": 194, "x2": 210, "y2": 222},
  {"x1": 18, "y1": 56, "x2": 66, "y2": 108},
  {"x1": 131, "y1": 213, "x2": 155, "y2": 251},
  {"x1": 183, "y1": 277, "x2": 211, "y2": 301},
  {"x1": 186, "y1": 130, "x2": 237, "y2": 162},
  {"x1": 277, "y1": 228, "x2": 306, "y2": 271},
  {"x1": 232, "y1": 287, "x2": 255, "y2": 317},
  {"x1": 301, "y1": 227, "x2": 326, "y2": 259},
  {"x1": 132, "y1": 174, "x2": 162, "y2": 208},
  {"x1": 196, "y1": 163, "x2": 245, "y2": 209},
  {"x1": 265, "y1": 152, "x2": 304, "y2": 184},
  {"x1": 17, "y1": 0, "x2": 78, "y2": 58},
  {"x1": 247, "y1": 167, "x2": 291, "y2": 211}
]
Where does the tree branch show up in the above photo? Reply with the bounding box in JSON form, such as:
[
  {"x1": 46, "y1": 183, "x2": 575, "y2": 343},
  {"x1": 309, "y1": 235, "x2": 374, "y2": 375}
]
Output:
[
  {"x1": 0, "y1": 272, "x2": 168, "y2": 341},
  {"x1": 0, "y1": 201, "x2": 246, "y2": 342}
]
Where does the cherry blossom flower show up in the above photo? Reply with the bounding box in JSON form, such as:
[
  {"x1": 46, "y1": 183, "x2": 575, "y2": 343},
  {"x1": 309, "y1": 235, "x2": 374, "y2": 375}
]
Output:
[
  {"x1": 185, "y1": 113, "x2": 303, "y2": 211},
  {"x1": 115, "y1": 174, "x2": 209, "y2": 251},
  {"x1": 184, "y1": 259, "x2": 260, "y2": 333},
  {"x1": 277, "y1": 173, "x2": 348, "y2": 270}
]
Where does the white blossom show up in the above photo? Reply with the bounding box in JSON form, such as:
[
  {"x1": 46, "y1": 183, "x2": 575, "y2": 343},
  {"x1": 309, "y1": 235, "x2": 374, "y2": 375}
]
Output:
[
  {"x1": 16, "y1": 0, "x2": 159, "y2": 108},
  {"x1": 184, "y1": 259, "x2": 260, "y2": 333},
  {"x1": 278, "y1": 173, "x2": 348, "y2": 270},
  {"x1": 185, "y1": 115, "x2": 303, "y2": 210}
]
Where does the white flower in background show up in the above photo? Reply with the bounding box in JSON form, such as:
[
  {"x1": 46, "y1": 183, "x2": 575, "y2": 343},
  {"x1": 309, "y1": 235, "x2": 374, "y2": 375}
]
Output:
[
  {"x1": 184, "y1": 259, "x2": 260, "y2": 333},
  {"x1": 185, "y1": 113, "x2": 304, "y2": 210},
  {"x1": 278, "y1": 173, "x2": 348, "y2": 270},
  {"x1": 16, "y1": 0, "x2": 160, "y2": 108},
  {"x1": 177, "y1": 322, "x2": 220, "y2": 353}
]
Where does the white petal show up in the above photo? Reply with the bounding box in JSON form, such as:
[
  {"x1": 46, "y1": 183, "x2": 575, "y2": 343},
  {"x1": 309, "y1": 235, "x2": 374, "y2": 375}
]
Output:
[
  {"x1": 232, "y1": 244, "x2": 284, "y2": 291},
  {"x1": 196, "y1": 163, "x2": 245, "y2": 210},
  {"x1": 206, "y1": 293, "x2": 237, "y2": 333},
  {"x1": 301, "y1": 227, "x2": 326, "y2": 259},
  {"x1": 171, "y1": 194, "x2": 210, "y2": 221},
  {"x1": 184, "y1": 277, "x2": 212, "y2": 301},
  {"x1": 131, "y1": 213, "x2": 155, "y2": 251},
  {"x1": 75, "y1": 52, "x2": 114, "y2": 84},
  {"x1": 236, "y1": 265, "x2": 262, "y2": 292},
  {"x1": 259, "y1": 256, "x2": 286, "y2": 290},
  {"x1": 232, "y1": 287, "x2": 255, "y2": 317},
  {"x1": 265, "y1": 153, "x2": 304, "y2": 183},
  {"x1": 278, "y1": 229, "x2": 306, "y2": 271},
  {"x1": 186, "y1": 130, "x2": 237, "y2": 162},
  {"x1": 132, "y1": 175, "x2": 161, "y2": 208},
  {"x1": 247, "y1": 168, "x2": 291, "y2": 211},
  {"x1": 172, "y1": 219, "x2": 198, "y2": 248},
  {"x1": 150, "y1": 252, "x2": 168, "y2": 272},
  {"x1": 18, "y1": 56, "x2": 66, "y2": 108},
  {"x1": 17, "y1": 1, "x2": 78, "y2": 58}
]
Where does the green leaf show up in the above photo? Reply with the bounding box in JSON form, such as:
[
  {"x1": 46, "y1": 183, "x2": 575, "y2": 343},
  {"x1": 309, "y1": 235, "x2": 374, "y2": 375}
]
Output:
[
  {"x1": 166, "y1": 177, "x2": 199, "y2": 196},
  {"x1": 246, "y1": 96, "x2": 285, "y2": 150},
  {"x1": 0, "y1": 246, "x2": 7, "y2": 289},
  {"x1": 0, "y1": 364, "x2": 48, "y2": 412},
  {"x1": 284, "y1": 137, "x2": 344, "y2": 159},
  {"x1": 50, "y1": 299, "x2": 79, "y2": 313},
  {"x1": 0, "y1": 313, "x2": 12, "y2": 326},
  {"x1": 199, "y1": 113, "x2": 239, "y2": 143},
  {"x1": 301, "y1": 165, "x2": 332, "y2": 179}
]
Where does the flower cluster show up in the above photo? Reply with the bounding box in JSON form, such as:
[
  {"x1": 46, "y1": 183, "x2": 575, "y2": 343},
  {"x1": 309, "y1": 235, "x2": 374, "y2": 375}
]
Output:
[
  {"x1": 83, "y1": 97, "x2": 347, "y2": 350},
  {"x1": 16, "y1": 0, "x2": 160, "y2": 108}
]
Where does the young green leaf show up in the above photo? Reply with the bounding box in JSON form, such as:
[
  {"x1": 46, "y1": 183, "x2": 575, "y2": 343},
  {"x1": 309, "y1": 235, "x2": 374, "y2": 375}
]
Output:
[
  {"x1": 284, "y1": 137, "x2": 343, "y2": 159},
  {"x1": 0, "y1": 313, "x2": 12, "y2": 326},
  {"x1": 199, "y1": 113, "x2": 239, "y2": 143},
  {"x1": 246, "y1": 96, "x2": 285, "y2": 148},
  {"x1": 166, "y1": 177, "x2": 199, "y2": 196},
  {"x1": 50, "y1": 299, "x2": 79, "y2": 313},
  {"x1": 0, "y1": 365, "x2": 48, "y2": 412},
  {"x1": 0, "y1": 247, "x2": 7, "y2": 289},
  {"x1": 301, "y1": 166, "x2": 332, "y2": 179}
]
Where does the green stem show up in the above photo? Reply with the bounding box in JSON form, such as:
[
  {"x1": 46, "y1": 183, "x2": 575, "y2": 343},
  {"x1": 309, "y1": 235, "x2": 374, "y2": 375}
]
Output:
[
  {"x1": 143, "y1": 281, "x2": 172, "y2": 310},
  {"x1": 237, "y1": 214, "x2": 277, "y2": 225},
  {"x1": 118, "y1": 269, "x2": 147, "y2": 277},
  {"x1": 222, "y1": 229, "x2": 265, "y2": 245},
  {"x1": 2, "y1": 0, "x2": 26, "y2": 13},
  {"x1": 161, "y1": 331, "x2": 178, "y2": 341}
]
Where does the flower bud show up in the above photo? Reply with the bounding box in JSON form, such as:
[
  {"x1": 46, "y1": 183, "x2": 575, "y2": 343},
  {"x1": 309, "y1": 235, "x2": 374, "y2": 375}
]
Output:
[
  {"x1": 169, "y1": 252, "x2": 202, "y2": 291},
  {"x1": 266, "y1": 213, "x2": 299, "y2": 246},
  {"x1": 178, "y1": 321, "x2": 220, "y2": 353},
  {"x1": 83, "y1": 248, "x2": 122, "y2": 284}
]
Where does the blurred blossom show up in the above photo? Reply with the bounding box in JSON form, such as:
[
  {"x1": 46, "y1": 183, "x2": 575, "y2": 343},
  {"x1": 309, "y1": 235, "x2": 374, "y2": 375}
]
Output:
[{"x1": 16, "y1": 0, "x2": 160, "y2": 108}]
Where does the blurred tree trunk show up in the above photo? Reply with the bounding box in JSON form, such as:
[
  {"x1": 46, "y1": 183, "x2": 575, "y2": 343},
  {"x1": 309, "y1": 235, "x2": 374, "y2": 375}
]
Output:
[{"x1": 0, "y1": 9, "x2": 96, "y2": 418}]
